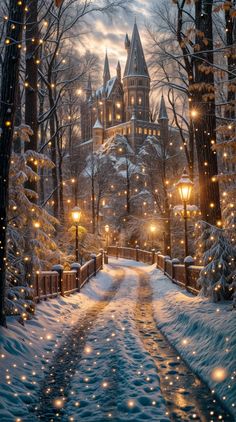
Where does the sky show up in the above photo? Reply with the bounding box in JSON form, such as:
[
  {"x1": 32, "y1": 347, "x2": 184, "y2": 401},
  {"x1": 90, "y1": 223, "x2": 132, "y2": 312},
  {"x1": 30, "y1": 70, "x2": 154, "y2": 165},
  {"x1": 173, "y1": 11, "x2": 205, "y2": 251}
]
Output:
[{"x1": 82, "y1": 0, "x2": 153, "y2": 84}]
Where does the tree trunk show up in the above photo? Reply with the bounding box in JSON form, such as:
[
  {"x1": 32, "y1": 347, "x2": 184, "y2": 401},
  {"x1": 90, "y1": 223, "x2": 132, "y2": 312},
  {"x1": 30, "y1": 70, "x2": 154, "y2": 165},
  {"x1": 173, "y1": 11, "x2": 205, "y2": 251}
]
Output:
[
  {"x1": 194, "y1": 0, "x2": 221, "y2": 225},
  {"x1": 48, "y1": 89, "x2": 59, "y2": 218},
  {"x1": 0, "y1": 0, "x2": 25, "y2": 326},
  {"x1": 25, "y1": 0, "x2": 39, "y2": 192},
  {"x1": 14, "y1": 84, "x2": 22, "y2": 153},
  {"x1": 225, "y1": 0, "x2": 236, "y2": 120}
]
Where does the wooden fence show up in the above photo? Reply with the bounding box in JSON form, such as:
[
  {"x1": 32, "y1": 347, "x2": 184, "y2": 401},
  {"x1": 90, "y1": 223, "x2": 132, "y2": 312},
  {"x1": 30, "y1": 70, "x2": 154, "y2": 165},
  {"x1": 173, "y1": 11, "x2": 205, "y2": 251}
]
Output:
[
  {"x1": 33, "y1": 253, "x2": 103, "y2": 302},
  {"x1": 107, "y1": 246, "x2": 202, "y2": 295}
]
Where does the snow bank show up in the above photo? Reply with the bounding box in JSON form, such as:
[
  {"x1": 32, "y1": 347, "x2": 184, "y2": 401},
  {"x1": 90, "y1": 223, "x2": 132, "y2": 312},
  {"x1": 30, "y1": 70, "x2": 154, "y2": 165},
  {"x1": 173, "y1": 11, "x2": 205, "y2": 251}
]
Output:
[
  {"x1": 150, "y1": 269, "x2": 236, "y2": 418},
  {"x1": 0, "y1": 268, "x2": 114, "y2": 421}
]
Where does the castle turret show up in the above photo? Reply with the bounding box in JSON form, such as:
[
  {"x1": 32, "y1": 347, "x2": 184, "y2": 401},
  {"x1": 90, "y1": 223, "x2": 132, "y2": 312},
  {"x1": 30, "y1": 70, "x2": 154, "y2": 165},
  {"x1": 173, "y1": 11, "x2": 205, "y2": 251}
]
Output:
[
  {"x1": 125, "y1": 33, "x2": 130, "y2": 52},
  {"x1": 103, "y1": 52, "x2": 111, "y2": 86},
  {"x1": 92, "y1": 118, "x2": 104, "y2": 151},
  {"x1": 123, "y1": 22, "x2": 150, "y2": 122},
  {"x1": 116, "y1": 61, "x2": 121, "y2": 82},
  {"x1": 158, "y1": 95, "x2": 169, "y2": 143}
]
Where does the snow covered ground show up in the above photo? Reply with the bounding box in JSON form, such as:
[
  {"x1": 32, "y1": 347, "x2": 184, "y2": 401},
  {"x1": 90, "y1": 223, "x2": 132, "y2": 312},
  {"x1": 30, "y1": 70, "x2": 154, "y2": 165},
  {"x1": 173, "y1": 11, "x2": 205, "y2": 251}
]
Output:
[
  {"x1": 0, "y1": 268, "x2": 115, "y2": 421},
  {"x1": 0, "y1": 258, "x2": 235, "y2": 421},
  {"x1": 150, "y1": 267, "x2": 236, "y2": 419}
]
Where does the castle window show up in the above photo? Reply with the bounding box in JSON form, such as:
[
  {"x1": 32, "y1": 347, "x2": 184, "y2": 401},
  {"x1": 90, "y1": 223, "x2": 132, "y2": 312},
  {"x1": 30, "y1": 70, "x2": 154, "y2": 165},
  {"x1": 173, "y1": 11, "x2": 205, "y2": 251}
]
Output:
[
  {"x1": 116, "y1": 114, "x2": 121, "y2": 120},
  {"x1": 130, "y1": 80, "x2": 135, "y2": 86},
  {"x1": 131, "y1": 96, "x2": 134, "y2": 105},
  {"x1": 138, "y1": 127, "x2": 142, "y2": 134},
  {"x1": 157, "y1": 130, "x2": 161, "y2": 136},
  {"x1": 128, "y1": 127, "x2": 131, "y2": 134},
  {"x1": 144, "y1": 128, "x2": 148, "y2": 135},
  {"x1": 116, "y1": 102, "x2": 121, "y2": 109},
  {"x1": 149, "y1": 129, "x2": 152, "y2": 135},
  {"x1": 109, "y1": 112, "x2": 112, "y2": 122},
  {"x1": 153, "y1": 130, "x2": 157, "y2": 136},
  {"x1": 138, "y1": 97, "x2": 142, "y2": 105},
  {"x1": 139, "y1": 80, "x2": 143, "y2": 85}
]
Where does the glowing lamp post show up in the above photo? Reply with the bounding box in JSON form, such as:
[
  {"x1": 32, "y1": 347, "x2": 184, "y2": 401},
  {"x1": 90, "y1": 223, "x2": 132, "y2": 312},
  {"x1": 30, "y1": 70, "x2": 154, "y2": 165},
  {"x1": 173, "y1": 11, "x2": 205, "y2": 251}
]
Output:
[
  {"x1": 150, "y1": 225, "x2": 156, "y2": 249},
  {"x1": 105, "y1": 224, "x2": 109, "y2": 249},
  {"x1": 71, "y1": 206, "x2": 81, "y2": 262},
  {"x1": 176, "y1": 169, "x2": 193, "y2": 257}
]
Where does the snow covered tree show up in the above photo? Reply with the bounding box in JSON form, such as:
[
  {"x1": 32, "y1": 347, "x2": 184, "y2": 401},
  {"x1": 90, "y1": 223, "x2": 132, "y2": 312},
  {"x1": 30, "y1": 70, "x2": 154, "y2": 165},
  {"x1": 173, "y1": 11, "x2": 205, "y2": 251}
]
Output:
[
  {"x1": 196, "y1": 221, "x2": 236, "y2": 301},
  {"x1": 5, "y1": 125, "x2": 61, "y2": 319},
  {"x1": 0, "y1": 0, "x2": 26, "y2": 326}
]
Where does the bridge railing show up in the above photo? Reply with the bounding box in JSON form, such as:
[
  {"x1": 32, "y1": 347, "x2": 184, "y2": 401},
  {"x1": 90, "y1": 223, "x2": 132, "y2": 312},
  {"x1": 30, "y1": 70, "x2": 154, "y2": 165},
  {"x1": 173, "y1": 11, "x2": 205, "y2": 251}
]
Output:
[
  {"x1": 107, "y1": 246, "x2": 202, "y2": 295},
  {"x1": 33, "y1": 252, "x2": 103, "y2": 302}
]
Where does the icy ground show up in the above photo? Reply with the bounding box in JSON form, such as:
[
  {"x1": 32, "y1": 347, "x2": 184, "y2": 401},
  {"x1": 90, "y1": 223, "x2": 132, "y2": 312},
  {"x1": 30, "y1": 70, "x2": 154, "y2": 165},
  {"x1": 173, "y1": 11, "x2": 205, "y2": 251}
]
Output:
[{"x1": 0, "y1": 259, "x2": 235, "y2": 421}]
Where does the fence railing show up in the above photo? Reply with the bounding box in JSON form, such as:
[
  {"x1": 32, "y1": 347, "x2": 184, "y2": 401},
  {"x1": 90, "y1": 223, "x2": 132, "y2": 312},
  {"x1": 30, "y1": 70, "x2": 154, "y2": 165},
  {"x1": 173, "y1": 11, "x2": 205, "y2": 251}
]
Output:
[
  {"x1": 33, "y1": 253, "x2": 103, "y2": 302},
  {"x1": 107, "y1": 246, "x2": 202, "y2": 295}
]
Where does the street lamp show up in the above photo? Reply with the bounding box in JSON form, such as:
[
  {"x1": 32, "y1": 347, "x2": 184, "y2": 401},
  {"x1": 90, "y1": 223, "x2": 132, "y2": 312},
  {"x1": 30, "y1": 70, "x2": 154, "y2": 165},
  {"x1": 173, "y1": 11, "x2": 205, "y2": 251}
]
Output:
[
  {"x1": 105, "y1": 224, "x2": 109, "y2": 249},
  {"x1": 150, "y1": 224, "x2": 156, "y2": 249},
  {"x1": 71, "y1": 206, "x2": 82, "y2": 262},
  {"x1": 176, "y1": 169, "x2": 193, "y2": 257}
]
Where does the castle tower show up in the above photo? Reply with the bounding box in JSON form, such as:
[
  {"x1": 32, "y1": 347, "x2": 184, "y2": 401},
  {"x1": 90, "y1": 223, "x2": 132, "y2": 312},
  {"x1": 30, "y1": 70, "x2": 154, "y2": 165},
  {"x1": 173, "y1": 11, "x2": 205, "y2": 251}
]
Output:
[
  {"x1": 92, "y1": 118, "x2": 104, "y2": 151},
  {"x1": 158, "y1": 94, "x2": 169, "y2": 143},
  {"x1": 116, "y1": 61, "x2": 121, "y2": 82},
  {"x1": 103, "y1": 52, "x2": 111, "y2": 86},
  {"x1": 123, "y1": 22, "x2": 150, "y2": 122}
]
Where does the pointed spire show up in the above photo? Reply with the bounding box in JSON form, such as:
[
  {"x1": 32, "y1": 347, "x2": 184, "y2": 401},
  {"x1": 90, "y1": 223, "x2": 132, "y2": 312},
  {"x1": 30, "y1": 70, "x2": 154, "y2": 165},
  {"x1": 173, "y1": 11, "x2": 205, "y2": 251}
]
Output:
[
  {"x1": 93, "y1": 118, "x2": 103, "y2": 129},
  {"x1": 86, "y1": 74, "x2": 92, "y2": 100},
  {"x1": 103, "y1": 51, "x2": 111, "y2": 86},
  {"x1": 158, "y1": 95, "x2": 168, "y2": 120},
  {"x1": 124, "y1": 22, "x2": 149, "y2": 78},
  {"x1": 116, "y1": 60, "x2": 121, "y2": 82},
  {"x1": 125, "y1": 33, "x2": 130, "y2": 51}
]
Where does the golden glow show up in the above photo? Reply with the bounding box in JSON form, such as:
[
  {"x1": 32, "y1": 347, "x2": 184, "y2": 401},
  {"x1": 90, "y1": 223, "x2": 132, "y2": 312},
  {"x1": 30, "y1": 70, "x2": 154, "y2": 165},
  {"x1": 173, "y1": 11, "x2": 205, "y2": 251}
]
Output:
[
  {"x1": 105, "y1": 224, "x2": 109, "y2": 233},
  {"x1": 176, "y1": 170, "x2": 193, "y2": 203},
  {"x1": 71, "y1": 206, "x2": 82, "y2": 224},
  {"x1": 190, "y1": 109, "x2": 198, "y2": 118},
  {"x1": 211, "y1": 367, "x2": 228, "y2": 382},
  {"x1": 150, "y1": 225, "x2": 156, "y2": 233}
]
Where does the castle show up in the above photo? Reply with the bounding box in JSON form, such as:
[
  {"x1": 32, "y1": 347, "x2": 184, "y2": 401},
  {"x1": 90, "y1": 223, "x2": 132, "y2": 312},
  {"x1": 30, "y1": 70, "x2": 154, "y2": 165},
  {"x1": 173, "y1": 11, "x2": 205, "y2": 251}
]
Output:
[{"x1": 80, "y1": 22, "x2": 170, "y2": 151}]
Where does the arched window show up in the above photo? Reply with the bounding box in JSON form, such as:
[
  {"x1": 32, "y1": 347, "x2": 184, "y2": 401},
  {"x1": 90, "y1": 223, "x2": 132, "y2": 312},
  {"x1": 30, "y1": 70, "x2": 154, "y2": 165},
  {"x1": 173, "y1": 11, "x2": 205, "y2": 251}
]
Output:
[
  {"x1": 138, "y1": 97, "x2": 142, "y2": 105},
  {"x1": 131, "y1": 96, "x2": 134, "y2": 105}
]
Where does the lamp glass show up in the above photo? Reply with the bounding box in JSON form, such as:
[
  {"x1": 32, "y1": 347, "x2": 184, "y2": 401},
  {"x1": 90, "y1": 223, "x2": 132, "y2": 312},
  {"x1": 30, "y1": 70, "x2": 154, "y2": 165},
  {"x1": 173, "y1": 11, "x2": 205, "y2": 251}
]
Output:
[
  {"x1": 178, "y1": 184, "x2": 192, "y2": 202},
  {"x1": 176, "y1": 170, "x2": 193, "y2": 203},
  {"x1": 72, "y1": 206, "x2": 81, "y2": 224}
]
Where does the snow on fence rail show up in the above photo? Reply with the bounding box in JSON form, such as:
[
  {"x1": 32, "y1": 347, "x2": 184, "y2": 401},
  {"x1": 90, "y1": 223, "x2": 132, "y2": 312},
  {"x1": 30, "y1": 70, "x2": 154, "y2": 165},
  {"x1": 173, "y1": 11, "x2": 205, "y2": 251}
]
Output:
[
  {"x1": 33, "y1": 253, "x2": 103, "y2": 301},
  {"x1": 107, "y1": 246, "x2": 202, "y2": 295}
]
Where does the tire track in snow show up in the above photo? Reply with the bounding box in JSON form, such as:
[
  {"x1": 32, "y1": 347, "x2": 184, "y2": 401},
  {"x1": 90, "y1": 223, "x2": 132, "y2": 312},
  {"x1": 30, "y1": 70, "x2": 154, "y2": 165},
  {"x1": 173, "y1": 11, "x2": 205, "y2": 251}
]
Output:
[
  {"x1": 134, "y1": 267, "x2": 232, "y2": 422},
  {"x1": 33, "y1": 268, "x2": 125, "y2": 421}
]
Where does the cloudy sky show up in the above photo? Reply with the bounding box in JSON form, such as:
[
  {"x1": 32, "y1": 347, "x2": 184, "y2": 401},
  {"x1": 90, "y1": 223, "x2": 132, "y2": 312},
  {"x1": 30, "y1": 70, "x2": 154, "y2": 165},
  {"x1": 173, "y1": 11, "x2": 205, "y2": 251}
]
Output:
[{"x1": 82, "y1": 0, "x2": 154, "y2": 83}]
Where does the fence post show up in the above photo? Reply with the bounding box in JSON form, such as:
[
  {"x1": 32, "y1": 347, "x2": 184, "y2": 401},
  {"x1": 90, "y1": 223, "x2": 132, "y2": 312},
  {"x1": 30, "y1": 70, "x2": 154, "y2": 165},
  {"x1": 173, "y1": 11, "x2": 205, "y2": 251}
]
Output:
[
  {"x1": 164, "y1": 255, "x2": 171, "y2": 274},
  {"x1": 52, "y1": 264, "x2": 64, "y2": 296},
  {"x1": 91, "y1": 254, "x2": 97, "y2": 276},
  {"x1": 35, "y1": 271, "x2": 40, "y2": 301},
  {"x1": 184, "y1": 256, "x2": 195, "y2": 290},
  {"x1": 156, "y1": 251, "x2": 161, "y2": 269},
  {"x1": 99, "y1": 249, "x2": 104, "y2": 268},
  {"x1": 151, "y1": 249, "x2": 156, "y2": 265},
  {"x1": 71, "y1": 263, "x2": 81, "y2": 292},
  {"x1": 136, "y1": 245, "x2": 140, "y2": 262},
  {"x1": 171, "y1": 258, "x2": 180, "y2": 282}
]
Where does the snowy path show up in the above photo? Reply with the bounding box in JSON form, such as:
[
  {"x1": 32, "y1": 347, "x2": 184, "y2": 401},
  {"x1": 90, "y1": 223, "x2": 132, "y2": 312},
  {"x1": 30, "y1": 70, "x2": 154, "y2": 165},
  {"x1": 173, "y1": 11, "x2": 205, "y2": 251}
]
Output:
[{"x1": 31, "y1": 261, "x2": 231, "y2": 422}]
